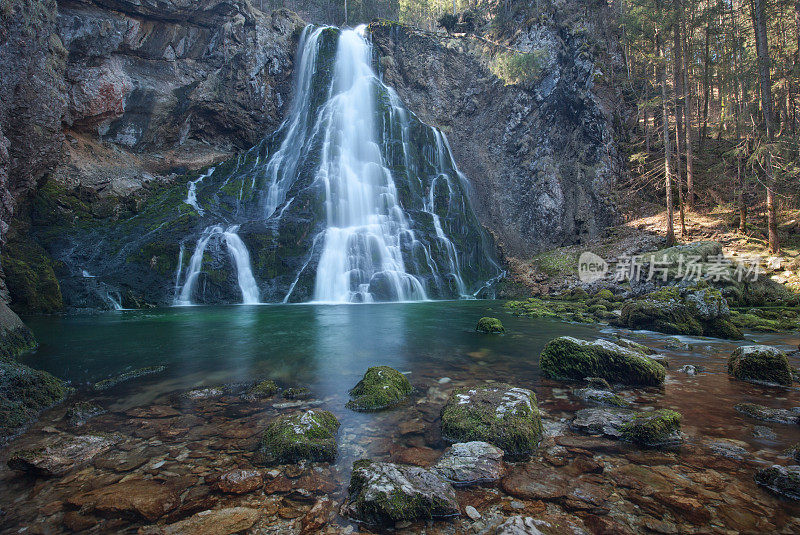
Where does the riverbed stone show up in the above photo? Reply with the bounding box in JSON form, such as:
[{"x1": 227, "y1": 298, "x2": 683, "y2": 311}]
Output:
[
  {"x1": 143, "y1": 507, "x2": 260, "y2": 535},
  {"x1": 734, "y1": 403, "x2": 800, "y2": 424},
  {"x1": 0, "y1": 357, "x2": 70, "y2": 440},
  {"x1": 572, "y1": 408, "x2": 682, "y2": 446},
  {"x1": 254, "y1": 409, "x2": 339, "y2": 465},
  {"x1": 574, "y1": 387, "x2": 628, "y2": 407},
  {"x1": 343, "y1": 459, "x2": 458, "y2": 524},
  {"x1": 431, "y1": 441, "x2": 503, "y2": 486},
  {"x1": 754, "y1": 465, "x2": 800, "y2": 500},
  {"x1": 476, "y1": 317, "x2": 505, "y2": 333},
  {"x1": 246, "y1": 379, "x2": 279, "y2": 399},
  {"x1": 66, "y1": 479, "x2": 182, "y2": 521},
  {"x1": 7, "y1": 433, "x2": 117, "y2": 476},
  {"x1": 728, "y1": 345, "x2": 793, "y2": 386},
  {"x1": 283, "y1": 387, "x2": 312, "y2": 400},
  {"x1": 93, "y1": 365, "x2": 166, "y2": 390},
  {"x1": 211, "y1": 469, "x2": 263, "y2": 494},
  {"x1": 540, "y1": 337, "x2": 665, "y2": 386},
  {"x1": 441, "y1": 384, "x2": 542, "y2": 460},
  {"x1": 65, "y1": 402, "x2": 105, "y2": 426},
  {"x1": 346, "y1": 366, "x2": 412, "y2": 411},
  {"x1": 494, "y1": 516, "x2": 546, "y2": 534}
]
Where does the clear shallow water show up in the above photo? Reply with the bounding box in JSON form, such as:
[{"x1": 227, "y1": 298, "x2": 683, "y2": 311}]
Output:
[{"x1": 6, "y1": 301, "x2": 800, "y2": 532}]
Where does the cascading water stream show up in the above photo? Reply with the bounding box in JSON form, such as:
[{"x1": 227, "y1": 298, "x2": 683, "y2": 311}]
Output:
[{"x1": 169, "y1": 24, "x2": 502, "y2": 305}]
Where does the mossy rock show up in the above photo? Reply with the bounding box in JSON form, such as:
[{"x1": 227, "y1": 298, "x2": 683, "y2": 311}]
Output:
[
  {"x1": 247, "y1": 379, "x2": 279, "y2": 399},
  {"x1": 540, "y1": 337, "x2": 665, "y2": 386},
  {"x1": 620, "y1": 409, "x2": 682, "y2": 446},
  {"x1": 344, "y1": 459, "x2": 459, "y2": 524},
  {"x1": 254, "y1": 409, "x2": 340, "y2": 465},
  {"x1": 440, "y1": 383, "x2": 542, "y2": 460},
  {"x1": 346, "y1": 366, "x2": 412, "y2": 411},
  {"x1": 3, "y1": 239, "x2": 63, "y2": 314},
  {"x1": 594, "y1": 289, "x2": 615, "y2": 301},
  {"x1": 0, "y1": 302, "x2": 37, "y2": 359},
  {"x1": 755, "y1": 465, "x2": 800, "y2": 500},
  {"x1": 93, "y1": 365, "x2": 166, "y2": 391},
  {"x1": 1, "y1": 359, "x2": 70, "y2": 441},
  {"x1": 728, "y1": 345, "x2": 792, "y2": 386},
  {"x1": 476, "y1": 317, "x2": 504, "y2": 333},
  {"x1": 734, "y1": 403, "x2": 799, "y2": 424},
  {"x1": 283, "y1": 387, "x2": 312, "y2": 400}
]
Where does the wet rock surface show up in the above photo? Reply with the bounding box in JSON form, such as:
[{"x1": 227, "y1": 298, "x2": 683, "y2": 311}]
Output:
[
  {"x1": 430, "y1": 441, "x2": 503, "y2": 486},
  {"x1": 755, "y1": 465, "x2": 800, "y2": 500},
  {"x1": 441, "y1": 384, "x2": 542, "y2": 460},
  {"x1": 254, "y1": 409, "x2": 340, "y2": 465},
  {"x1": 572, "y1": 407, "x2": 683, "y2": 446},
  {"x1": 7, "y1": 433, "x2": 116, "y2": 476},
  {"x1": 343, "y1": 459, "x2": 459, "y2": 524},
  {"x1": 734, "y1": 403, "x2": 800, "y2": 424},
  {"x1": 346, "y1": 366, "x2": 412, "y2": 411},
  {"x1": 728, "y1": 345, "x2": 793, "y2": 386}
]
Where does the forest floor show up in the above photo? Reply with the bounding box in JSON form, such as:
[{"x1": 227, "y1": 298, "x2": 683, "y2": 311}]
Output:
[{"x1": 503, "y1": 203, "x2": 800, "y2": 297}]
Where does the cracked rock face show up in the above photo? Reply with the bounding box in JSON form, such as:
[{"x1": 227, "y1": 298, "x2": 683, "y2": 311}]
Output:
[
  {"x1": 343, "y1": 459, "x2": 459, "y2": 524},
  {"x1": 431, "y1": 441, "x2": 504, "y2": 486}
]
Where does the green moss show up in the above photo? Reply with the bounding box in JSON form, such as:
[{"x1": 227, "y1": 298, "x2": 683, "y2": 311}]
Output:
[
  {"x1": 540, "y1": 337, "x2": 665, "y2": 386},
  {"x1": 283, "y1": 387, "x2": 312, "y2": 400},
  {"x1": 125, "y1": 241, "x2": 181, "y2": 276},
  {"x1": 620, "y1": 409, "x2": 682, "y2": 446},
  {"x1": 0, "y1": 326, "x2": 38, "y2": 360},
  {"x1": 1, "y1": 359, "x2": 70, "y2": 441},
  {"x1": 728, "y1": 345, "x2": 792, "y2": 386},
  {"x1": 595, "y1": 289, "x2": 615, "y2": 301},
  {"x1": 346, "y1": 366, "x2": 412, "y2": 411},
  {"x1": 254, "y1": 409, "x2": 339, "y2": 465},
  {"x1": 476, "y1": 317, "x2": 504, "y2": 333},
  {"x1": 3, "y1": 239, "x2": 63, "y2": 314},
  {"x1": 247, "y1": 379, "x2": 279, "y2": 399},
  {"x1": 93, "y1": 365, "x2": 166, "y2": 391},
  {"x1": 440, "y1": 383, "x2": 542, "y2": 460}
]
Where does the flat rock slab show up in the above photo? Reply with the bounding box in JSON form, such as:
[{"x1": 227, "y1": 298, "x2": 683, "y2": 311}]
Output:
[
  {"x1": 734, "y1": 403, "x2": 800, "y2": 424},
  {"x1": 343, "y1": 459, "x2": 458, "y2": 524},
  {"x1": 7, "y1": 434, "x2": 117, "y2": 476},
  {"x1": 67, "y1": 479, "x2": 182, "y2": 521},
  {"x1": 431, "y1": 441, "x2": 503, "y2": 486},
  {"x1": 210, "y1": 469, "x2": 263, "y2": 494},
  {"x1": 141, "y1": 507, "x2": 260, "y2": 535},
  {"x1": 495, "y1": 516, "x2": 547, "y2": 534},
  {"x1": 755, "y1": 465, "x2": 800, "y2": 500}
]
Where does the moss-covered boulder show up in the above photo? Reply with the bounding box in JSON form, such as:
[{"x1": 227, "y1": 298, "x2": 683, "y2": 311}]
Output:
[
  {"x1": 0, "y1": 303, "x2": 37, "y2": 359},
  {"x1": 728, "y1": 345, "x2": 793, "y2": 386},
  {"x1": 283, "y1": 386, "x2": 312, "y2": 400},
  {"x1": 253, "y1": 409, "x2": 339, "y2": 465},
  {"x1": 615, "y1": 285, "x2": 743, "y2": 339},
  {"x1": 346, "y1": 366, "x2": 412, "y2": 411},
  {"x1": 734, "y1": 403, "x2": 800, "y2": 424},
  {"x1": 441, "y1": 384, "x2": 542, "y2": 460},
  {"x1": 476, "y1": 317, "x2": 504, "y2": 333},
  {"x1": 574, "y1": 387, "x2": 628, "y2": 407},
  {"x1": 1, "y1": 358, "x2": 70, "y2": 442},
  {"x1": 343, "y1": 460, "x2": 458, "y2": 524},
  {"x1": 539, "y1": 337, "x2": 665, "y2": 386},
  {"x1": 755, "y1": 465, "x2": 800, "y2": 500},
  {"x1": 246, "y1": 379, "x2": 279, "y2": 399},
  {"x1": 572, "y1": 407, "x2": 683, "y2": 447},
  {"x1": 2, "y1": 239, "x2": 63, "y2": 314},
  {"x1": 93, "y1": 365, "x2": 166, "y2": 391}
]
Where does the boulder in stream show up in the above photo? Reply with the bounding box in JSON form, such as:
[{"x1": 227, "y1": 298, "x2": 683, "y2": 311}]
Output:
[
  {"x1": 441, "y1": 384, "x2": 542, "y2": 460},
  {"x1": 343, "y1": 459, "x2": 458, "y2": 524},
  {"x1": 430, "y1": 441, "x2": 504, "y2": 486},
  {"x1": 476, "y1": 317, "x2": 505, "y2": 333},
  {"x1": 755, "y1": 465, "x2": 800, "y2": 500},
  {"x1": 728, "y1": 345, "x2": 793, "y2": 386},
  {"x1": 346, "y1": 366, "x2": 412, "y2": 411},
  {"x1": 540, "y1": 337, "x2": 665, "y2": 386},
  {"x1": 93, "y1": 365, "x2": 166, "y2": 391},
  {"x1": 1, "y1": 357, "x2": 70, "y2": 440},
  {"x1": 7, "y1": 433, "x2": 117, "y2": 476},
  {"x1": 253, "y1": 409, "x2": 339, "y2": 465},
  {"x1": 734, "y1": 403, "x2": 800, "y2": 424},
  {"x1": 572, "y1": 407, "x2": 683, "y2": 447}
]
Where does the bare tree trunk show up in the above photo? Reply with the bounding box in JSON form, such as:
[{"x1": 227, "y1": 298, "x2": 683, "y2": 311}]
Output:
[
  {"x1": 673, "y1": 0, "x2": 687, "y2": 236},
  {"x1": 681, "y1": 5, "x2": 695, "y2": 209},
  {"x1": 751, "y1": 0, "x2": 780, "y2": 253},
  {"x1": 657, "y1": 0, "x2": 676, "y2": 246},
  {"x1": 700, "y1": 23, "x2": 710, "y2": 150}
]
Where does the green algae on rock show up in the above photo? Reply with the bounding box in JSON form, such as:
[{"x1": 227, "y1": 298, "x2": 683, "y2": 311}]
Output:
[
  {"x1": 734, "y1": 403, "x2": 799, "y2": 424},
  {"x1": 346, "y1": 366, "x2": 412, "y2": 411},
  {"x1": 0, "y1": 302, "x2": 38, "y2": 359},
  {"x1": 246, "y1": 379, "x2": 279, "y2": 399},
  {"x1": 343, "y1": 459, "x2": 458, "y2": 524},
  {"x1": 253, "y1": 409, "x2": 339, "y2": 465},
  {"x1": 755, "y1": 465, "x2": 800, "y2": 500},
  {"x1": 440, "y1": 383, "x2": 542, "y2": 460},
  {"x1": 476, "y1": 317, "x2": 505, "y2": 333},
  {"x1": 93, "y1": 365, "x2": 166, "y2": 391},
  {"x1": 540, "y1": 337, "x2": 665, "y2": 386},
  {"x1": 283, "y1": 386, "x2": 312, "y2": 400},
  {"x1": 728, "y1": 345, "x2": 793, "y2": 386},
  {"x1": 615, "y1": 285, "x2": 743, "y2": 339},
  {"x1": 572, "y1": 407, "x2": 683, "y2": 447},
  {"x1": 1, "y1": 358, "x2": 70, "y2": 442}
]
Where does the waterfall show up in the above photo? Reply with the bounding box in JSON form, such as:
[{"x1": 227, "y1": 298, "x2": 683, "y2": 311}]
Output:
[
  {"x1": 174, "y1": 225, "x2": 259, "y2": 305},
  {"x1": 167, "y1": 24, "x2": 502, "y2": 305}
]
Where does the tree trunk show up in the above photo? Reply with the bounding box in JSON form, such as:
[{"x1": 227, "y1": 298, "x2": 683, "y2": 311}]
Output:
[
  {"x1": 751, "y1": 0, "x2": 780, "y2": 253},
  {"x1": 673, "y1": 0, "x2": 687, "y2": 236},
  {"x1": 681, "y1": 6, "x2": 695, "y2": 209},
  {"x1": 657, "y1": 0, "x2": 676, "y2": 247},
  {"x1": 700, "y1": 24, "x2": 710, "y2": 149}
]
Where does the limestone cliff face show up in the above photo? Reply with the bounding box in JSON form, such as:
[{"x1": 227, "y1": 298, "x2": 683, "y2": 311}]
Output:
[{"x1": 370, "y1": 19, "x2": 624, "y2": 258}]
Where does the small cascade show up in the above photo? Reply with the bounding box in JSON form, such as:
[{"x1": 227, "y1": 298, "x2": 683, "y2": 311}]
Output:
[
  {"x1": 106, "y1": 291, "x2": 123, "y2": 310},
  {"x1": 222, "y1": 226, "x2": 260, "y2": 304},
  {"x1": 174, "y1": 225, "x2": 260, "y2": 305},
  {"x1": 185, "y1": 167, "x2": 215, "y2": 215}
]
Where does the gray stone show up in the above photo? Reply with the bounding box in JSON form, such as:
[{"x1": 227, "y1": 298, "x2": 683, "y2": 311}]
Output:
[
  {"x1": 755, "y1": 465, "x2": 800, "y2": 500},
  {"x1": 7, "y1": 433, "x2": 117, "y2": 476},
  {"x1": 495, "y1": 516, "x2": 546, "y2": 535},
  {"x1": 431, "y1": 441, "x2": 503, "y2": 486}
]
